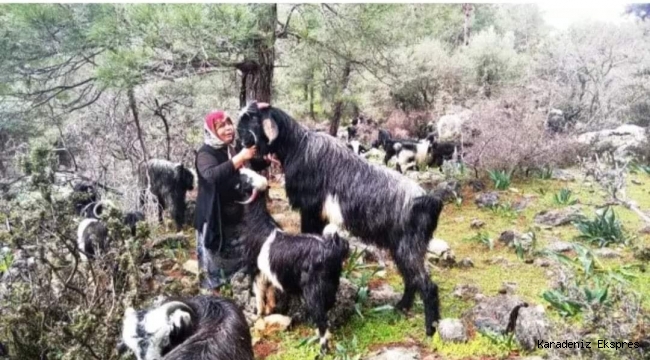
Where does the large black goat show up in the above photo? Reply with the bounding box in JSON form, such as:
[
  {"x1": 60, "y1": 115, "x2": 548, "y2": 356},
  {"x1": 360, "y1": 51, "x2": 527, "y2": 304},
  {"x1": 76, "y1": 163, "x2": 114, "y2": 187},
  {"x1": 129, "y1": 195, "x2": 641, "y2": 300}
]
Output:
[
  {"x1": 237, "y1": 104, "x2": 444, "y2": 337},
  {"x1": 234, "y1": 168, "x2": 349, "y2": 355},
  {"x1": 139, "y1": 159, "x2": 195, "y2": 231},
  {"x1": 118, "y1": 295, "x2": 254, "y2": 360}
]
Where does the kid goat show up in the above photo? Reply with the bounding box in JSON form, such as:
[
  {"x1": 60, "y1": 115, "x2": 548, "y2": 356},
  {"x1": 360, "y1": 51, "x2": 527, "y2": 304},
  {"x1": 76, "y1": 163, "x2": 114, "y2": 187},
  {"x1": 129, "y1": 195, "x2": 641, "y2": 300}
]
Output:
[{"x1": 234, "y1": 168, "x2": 350, "y2": 355}]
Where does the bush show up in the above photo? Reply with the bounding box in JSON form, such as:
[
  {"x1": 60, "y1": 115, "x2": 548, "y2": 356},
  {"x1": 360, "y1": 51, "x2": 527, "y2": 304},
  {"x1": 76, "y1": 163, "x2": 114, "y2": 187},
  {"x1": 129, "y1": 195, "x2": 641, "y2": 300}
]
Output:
[
  {"x1": 382, "y1": 109, "x2": 431, "y2": 139},
  {"x1": 463, "y1": 93, "x2": 585, "y2": 177}
]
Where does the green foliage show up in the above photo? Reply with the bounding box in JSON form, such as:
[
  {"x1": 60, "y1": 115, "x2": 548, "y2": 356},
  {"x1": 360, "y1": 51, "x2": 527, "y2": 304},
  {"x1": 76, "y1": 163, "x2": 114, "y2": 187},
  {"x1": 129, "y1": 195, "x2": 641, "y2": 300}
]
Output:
[
  {"x1": 0, "y1": 251, "x2": 13, "y2": 274},
  {"x1": 542, "y1": 289, "x2": 584, "y2": 317},
  {"x1": 573, "y1": 207, "x2": 629, "y2": 248},
  {"x1": 630, "y1": 162, "x2": 650, "y2": 175},
  {"x1": 488, "y1": 169, "x2": 511, "y2": 190},
  {"x1": 333, "y1": 335, "x2": 362, "y2": 360},
  {"x1": 553, "y1": 188, "x2": 578, "y2": 206},
  {"x1": 487, "y1": 202, "x2": 517, "y2": 219},
  {"x1": 464, "y1": 231, "x2": 493, "y2": 250},
  {"x1": 476, "y1": 328, "x2": 520, "y2": 353}
]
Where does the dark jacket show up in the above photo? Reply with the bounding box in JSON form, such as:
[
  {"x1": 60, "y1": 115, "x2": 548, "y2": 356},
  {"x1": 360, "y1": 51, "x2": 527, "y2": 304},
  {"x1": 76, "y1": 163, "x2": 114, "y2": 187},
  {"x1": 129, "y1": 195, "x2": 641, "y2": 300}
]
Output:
[{"x1": 194, "y1": 141, "x2": 269, "y2": 254}]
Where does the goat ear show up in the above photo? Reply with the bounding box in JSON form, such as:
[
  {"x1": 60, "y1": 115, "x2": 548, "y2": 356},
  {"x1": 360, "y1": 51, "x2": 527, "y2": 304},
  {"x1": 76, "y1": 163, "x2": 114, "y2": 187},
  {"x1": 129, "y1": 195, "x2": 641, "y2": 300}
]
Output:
[{"x1": 262, "y1": 117, "x2": 279, "y2": 144}]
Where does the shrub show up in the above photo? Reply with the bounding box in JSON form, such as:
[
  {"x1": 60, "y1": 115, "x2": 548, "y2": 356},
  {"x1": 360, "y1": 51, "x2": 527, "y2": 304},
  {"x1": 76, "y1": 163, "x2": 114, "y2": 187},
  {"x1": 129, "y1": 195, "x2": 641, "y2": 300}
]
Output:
[{"x1": 463, "y1": 93, "x2": 585, "y2": 177}]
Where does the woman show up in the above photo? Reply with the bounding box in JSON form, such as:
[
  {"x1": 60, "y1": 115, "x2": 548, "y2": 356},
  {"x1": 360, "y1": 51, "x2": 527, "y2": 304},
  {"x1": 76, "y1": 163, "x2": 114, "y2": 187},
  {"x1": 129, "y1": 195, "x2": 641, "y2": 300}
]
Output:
[{"x1": 194, "y1": 103, "x2": 271, "y2": 291}]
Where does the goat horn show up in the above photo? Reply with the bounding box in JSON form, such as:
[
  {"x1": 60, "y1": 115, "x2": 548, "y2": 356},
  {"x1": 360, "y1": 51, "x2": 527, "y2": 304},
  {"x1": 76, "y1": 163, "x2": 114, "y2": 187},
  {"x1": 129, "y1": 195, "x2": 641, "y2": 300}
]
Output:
[
  {"x1": 237, "y1": 189, "x2": 259, "y2": 205},
  {"x1": 162, "y1": 301, "x2": 194, "y2": 319},
  {"x1": 248, "y1": 129, "x2": 258, "y2": 145}
]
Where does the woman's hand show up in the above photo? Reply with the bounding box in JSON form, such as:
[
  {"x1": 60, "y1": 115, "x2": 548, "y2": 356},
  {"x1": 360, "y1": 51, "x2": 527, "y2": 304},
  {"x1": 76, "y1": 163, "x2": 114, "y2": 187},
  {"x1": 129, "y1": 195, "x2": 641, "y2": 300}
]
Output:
[{"x1": 232, "y1": 146, "x2": 257, "y2": 169}]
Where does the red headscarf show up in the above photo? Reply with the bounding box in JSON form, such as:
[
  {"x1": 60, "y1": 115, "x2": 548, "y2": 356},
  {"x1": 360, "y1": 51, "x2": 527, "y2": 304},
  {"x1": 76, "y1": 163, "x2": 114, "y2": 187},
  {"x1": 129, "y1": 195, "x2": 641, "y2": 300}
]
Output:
[{"x1": 204, "y1": 110, "x2": 232, "y2": 134}]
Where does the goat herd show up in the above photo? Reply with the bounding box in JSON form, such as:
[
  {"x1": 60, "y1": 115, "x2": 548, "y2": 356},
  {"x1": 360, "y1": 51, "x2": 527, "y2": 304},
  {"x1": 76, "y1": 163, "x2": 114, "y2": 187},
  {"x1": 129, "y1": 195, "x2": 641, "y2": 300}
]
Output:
[{"x1": 72, "y1": 104, "x2": 461, "y2": 360}]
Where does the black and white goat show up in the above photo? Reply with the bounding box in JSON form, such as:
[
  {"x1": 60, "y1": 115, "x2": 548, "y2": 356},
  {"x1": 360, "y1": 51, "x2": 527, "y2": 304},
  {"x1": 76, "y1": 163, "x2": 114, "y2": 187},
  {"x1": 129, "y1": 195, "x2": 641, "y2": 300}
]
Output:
[
  {"x1": 372, "y1": 129, "x2": 431, "y2": 173},
  {"x1": 77, "y1": 200, "x2": 112, "y2": 261},
  {"x1": 139, "y1": 159, "x2": 195, "y2": 231},
  {"x1": 234, "y1": 168, "x2": 349, "y2": 355},
  {"x1": 118, "y1": 295, "x2": 254, "y2": 360},
  {"x1": 237, "y1": 104, "x2": 444, "y2": 337},
  {"x1": 346, "y1": 139, "x2": 368, "y2": 157},
  {"x1": 77, "y1": 201, "x2": 145, "y2": 261}
]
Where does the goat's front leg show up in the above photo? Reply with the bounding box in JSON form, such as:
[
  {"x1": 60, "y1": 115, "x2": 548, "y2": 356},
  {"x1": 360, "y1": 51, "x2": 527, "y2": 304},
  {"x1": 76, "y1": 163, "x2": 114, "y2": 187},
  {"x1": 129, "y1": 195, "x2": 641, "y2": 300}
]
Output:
[
  {"x1": 253, "y1": 274, "x2": 269, "y2": 318},
  {"x1": 264, "y1": 285, "x2": 276, "y2": 315}
]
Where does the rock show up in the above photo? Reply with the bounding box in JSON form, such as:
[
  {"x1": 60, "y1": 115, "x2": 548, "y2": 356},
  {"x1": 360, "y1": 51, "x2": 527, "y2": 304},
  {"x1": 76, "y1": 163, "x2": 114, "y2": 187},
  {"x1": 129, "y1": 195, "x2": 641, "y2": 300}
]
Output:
[
  {"x1": 470, "y1": 219, "x2": 485, "y2": 229},
  {"x1": 438, "y1": 318, "x2": 468, "y2": 342},
  {"x1": 182, "y1": 260, "x2": 199, "y2": 276},
  {"x1": 533, "y1": 258, "x2": 551, "y2": 268},
  {"x1": 498, "y1": 230, "x2": 517, "y2": 246},
  {"x1": 467, "y1": 295, "x2": 549, "y2": 351},
  {"x1": 631, "y1": 179, "x2": 643, "y2": 186},
  {"x1": 499, "y1": 282, "x2": 517, "y2": 295},
  {"x1": 453, "y1": 284, "x2": 480, "y2": 300},
  {"x1": 428, "y1": 239, "x2": 450, "y2": 256},
  {"x1": 469, "y1": 180, "x2": 486, "y2": 192},
  {"x1": 551, "y1": 169, "x2": 575, "y2": 181},
  {"x1": 365, "y1": 346, "x2": 420, "y2": 360},
  {"x1": 593, "y1": 248, "x2": 621, "y2": 259},
  {"x1": 577, "y1": 124, "x2": 648, "y2": 161},
  {"x1": 512, "y1": 198, "x2": 532, "y2": 211},
  {"x1": 547, "y1": 240, "x2": 573, "y2": 253},
  {"x1": 515, "y1": 232, "x2": 535, "y2": 252},
  {"x1": 485, "y1": 257, "x2": 511, "y2": 267},
  {"x1": 515, "y1": 305, "x2": 551, "y2": 351},
  {"x1": 263, "y1": 314, "x2": 292, "y2": 331},
  {"x1": 427, "y1": 239, "x2": 456, "y2": 267},
  {"x1": 640, "y1": 225, "x2": 650, "y2": 235},
  {"x1": 369, "y1": 283, "x2": 402, "y2": 307},
  {"x1": 534, "y1": 206, "x2": 583, "y2": 227},
  {"x1": 458, "y1": 257, "x2": 474, "y2": 268},
  {"x1": 433, "y1": 181, "x2": 461, "y2": 203},
  {"x1": 475, "y1": 192, "x2": 499, "y2": 208},
  {"x1": 633, "y1": 246, "x2": 650, "y2": 261}
]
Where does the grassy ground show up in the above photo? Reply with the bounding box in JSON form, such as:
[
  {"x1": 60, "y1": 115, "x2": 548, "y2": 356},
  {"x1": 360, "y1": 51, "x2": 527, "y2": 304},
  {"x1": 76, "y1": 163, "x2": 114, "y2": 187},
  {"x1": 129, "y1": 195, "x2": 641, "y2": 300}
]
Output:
[{"x1": 161, "y1": 169, "x2": 650, "y2": 360}]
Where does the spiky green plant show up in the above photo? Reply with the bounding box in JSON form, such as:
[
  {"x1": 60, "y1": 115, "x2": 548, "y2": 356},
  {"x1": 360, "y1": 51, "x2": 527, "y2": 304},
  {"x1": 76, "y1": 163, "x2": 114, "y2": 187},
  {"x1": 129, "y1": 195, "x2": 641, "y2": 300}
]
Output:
[
  {"x1": 488, "y1": 169, "x2": 511, "y2": 190},
  {"x1": 573, "y1": 207, "x2": 629, "y2": 247},
  {"x1": 553, "y1": 188, "x2": 578, "y2": 205}
]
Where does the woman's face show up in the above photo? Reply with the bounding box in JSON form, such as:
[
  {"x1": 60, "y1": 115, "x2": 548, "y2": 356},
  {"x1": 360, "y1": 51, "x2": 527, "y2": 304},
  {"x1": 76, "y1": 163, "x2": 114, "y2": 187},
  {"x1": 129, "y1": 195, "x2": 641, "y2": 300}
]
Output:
[{"x1": 215, "y1": 119, "x2": 235, "y2": 144}]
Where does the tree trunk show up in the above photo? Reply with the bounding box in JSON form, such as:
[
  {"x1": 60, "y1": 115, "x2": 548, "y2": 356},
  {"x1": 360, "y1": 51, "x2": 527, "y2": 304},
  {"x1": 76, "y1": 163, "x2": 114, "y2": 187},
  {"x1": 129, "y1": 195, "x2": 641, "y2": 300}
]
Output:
[
  {"x1": 329, "y1": 61, "x2": 352, "y2": 136},
  {"x1": 463, "y1": 4, "x2": 473, "y2": 46},
  {"x1": 153, "y1": 99, "x2": 171, "y2": 160},
  {"x1": 128, "y1": 87, "x2": 148, "y2": 163},
  {"x1": 239, "y1": 4, "x2": 276, "y2": 105}
]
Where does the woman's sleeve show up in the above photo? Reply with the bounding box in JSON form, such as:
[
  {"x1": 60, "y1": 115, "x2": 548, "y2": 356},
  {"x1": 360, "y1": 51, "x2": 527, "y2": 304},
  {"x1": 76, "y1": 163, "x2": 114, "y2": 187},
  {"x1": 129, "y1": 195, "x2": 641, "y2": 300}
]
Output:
[{"x1": 196, "y1": 151, "x2": 236, "y2": 186}]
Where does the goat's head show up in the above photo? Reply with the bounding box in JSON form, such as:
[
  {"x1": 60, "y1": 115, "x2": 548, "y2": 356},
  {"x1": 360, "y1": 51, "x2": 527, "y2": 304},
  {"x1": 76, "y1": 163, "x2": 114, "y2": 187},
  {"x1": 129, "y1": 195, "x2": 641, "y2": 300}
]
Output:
[
  {"x1": 234, "y1": 168, "x2": 269, "y2": 205},
  {"x1": 120, "y1": 300, "x2": 196, "y2": 360},
  {"x1": 237, "y1": 102, "x2": 280, "y2": 158},
  {"x1": 175, "y1": 163, "x2": 195, "y2": 191}
]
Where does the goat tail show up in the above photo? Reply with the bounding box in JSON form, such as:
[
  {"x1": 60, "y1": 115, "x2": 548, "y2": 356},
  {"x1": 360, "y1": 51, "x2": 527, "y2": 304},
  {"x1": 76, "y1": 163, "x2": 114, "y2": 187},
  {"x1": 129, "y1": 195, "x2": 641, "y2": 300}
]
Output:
[
  {"x1": 322, "y1": 224, "x2": 350, "y2": 260},
  {"x1": 410, "y1": 194, "x2": 444, "y2": 235}
]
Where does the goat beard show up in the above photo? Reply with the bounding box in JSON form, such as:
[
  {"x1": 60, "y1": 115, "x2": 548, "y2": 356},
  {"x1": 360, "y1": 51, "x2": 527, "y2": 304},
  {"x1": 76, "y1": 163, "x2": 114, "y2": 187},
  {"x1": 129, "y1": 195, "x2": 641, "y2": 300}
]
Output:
[{"x1": 237, "y1": 189, "x2": 259, "y2": 205}]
